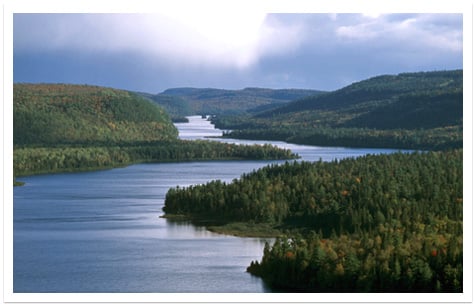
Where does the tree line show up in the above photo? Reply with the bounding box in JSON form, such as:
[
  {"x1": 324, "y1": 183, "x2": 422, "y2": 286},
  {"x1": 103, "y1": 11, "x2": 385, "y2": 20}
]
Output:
[
  {"x1": 224, "y1": 125, "x2": 462, "y2": 151},
  {"x1": 14, "y1": 140, "x2": 297, "y2": 178}
]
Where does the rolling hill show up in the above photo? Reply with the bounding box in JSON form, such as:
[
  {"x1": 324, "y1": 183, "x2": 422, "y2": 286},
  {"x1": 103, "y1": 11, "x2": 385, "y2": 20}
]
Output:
[
  {"x1": 13, "y1": 83, "x2": 297, "y2": 179},
  {"x1": 137, "y1": 92, "x2": 192, "y2": 122},
  {"x1": 139, "y1": 87, "x2": 325, "y2": 117},
  {"x1": 260, "y1": 70, "x2": 462, "y2": 117},
  {"x1": 217, "y1": 70, "x2": 463, "y2": 150},
  {"x1": 14, "y1": 83, "x2": 178, "y2": 146}
]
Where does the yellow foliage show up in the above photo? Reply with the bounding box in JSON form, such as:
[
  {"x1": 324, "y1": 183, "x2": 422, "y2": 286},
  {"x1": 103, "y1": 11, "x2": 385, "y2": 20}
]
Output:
[{"x1": 335, "y1": 263, "x2": 345, "y2": 276}]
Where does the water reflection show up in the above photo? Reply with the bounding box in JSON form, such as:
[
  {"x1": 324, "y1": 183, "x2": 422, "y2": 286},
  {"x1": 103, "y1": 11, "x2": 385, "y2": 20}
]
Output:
[{"x1": 13, "y1": 115, "x2": 404, "y2": 293}]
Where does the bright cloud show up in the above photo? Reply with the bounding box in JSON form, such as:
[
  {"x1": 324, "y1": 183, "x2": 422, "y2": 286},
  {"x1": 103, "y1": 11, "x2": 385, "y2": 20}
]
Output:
[
  {"x1": 14, "y1": 13, "x2": 462, "y2": 67},
  {"x1": 14, "y1": 12, "x2": 307, "y2": 69},
  {"x1": 13, "y1": 13, "x2": 463, "y2": 92},
  {"x1": 256, "y1": 15, "x2": 305, "y2": 58}
]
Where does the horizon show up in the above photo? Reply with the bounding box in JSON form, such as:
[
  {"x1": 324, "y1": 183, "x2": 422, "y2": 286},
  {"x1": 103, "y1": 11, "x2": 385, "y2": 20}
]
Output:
[{"x1": 12, "y1": 68, "x2": 463, "y2": 94}]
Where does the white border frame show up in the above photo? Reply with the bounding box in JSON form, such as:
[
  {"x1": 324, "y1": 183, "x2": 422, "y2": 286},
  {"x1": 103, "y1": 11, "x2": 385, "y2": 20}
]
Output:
[{"x1": 2, "y1": 0, "x2": 473, "y2": 303}]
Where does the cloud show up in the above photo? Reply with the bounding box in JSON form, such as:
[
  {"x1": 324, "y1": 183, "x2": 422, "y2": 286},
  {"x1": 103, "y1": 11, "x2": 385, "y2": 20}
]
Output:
[
  {"x1": 334, "y1": 14, "x2": 462, "y2": 52},
  {"x1": 248, "y1": 13, "x2": 462, "y2": 90},
  {"x1": 14, "y1": 13, "x2": 462, "y2": 67},
  {"x1": 15, "y1": 13, "x2": 307, "y2": 69},
  {"x1": 13, "y1": 13, "x2": 462, "y2": 92},
  {"x1": 256, "y1": 14, "x2": 306, "y2": 57}
]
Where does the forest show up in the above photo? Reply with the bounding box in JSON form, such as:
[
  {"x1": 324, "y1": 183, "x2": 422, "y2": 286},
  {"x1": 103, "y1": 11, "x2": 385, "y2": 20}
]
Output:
[
  {"x1": 213, "y1": 70, "x2": 463, "y2": 151},
  {"x1": 225, "y1": 125, "x2": 462, "y2": 151},
  {"x1": 138, "y1": 87, "x2": 324, "y2": 116},
  {"x1": 14, "y1": 76, "x2": 464, "y2": 292},
  {"x1": 137, "y1": 92, "x2": 191, "y2": 122},
  {"x1": 13, "y1": 83, "x2": 296, "y2": 181},
  {"x1": 14, "y1": 83, "x2": 178, "y2": 145},
  {"x1": 14, "y1": 141, "x2": 296, "y2": 178},
  {"x1": 163, "y1": 150, "x2": 463, "y2": 292}
]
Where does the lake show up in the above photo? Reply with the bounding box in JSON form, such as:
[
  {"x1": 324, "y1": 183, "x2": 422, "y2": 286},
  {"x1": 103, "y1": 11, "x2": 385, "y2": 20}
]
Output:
[{"x1": 13, "y1": 116, "x2": 405, "y2": 293}]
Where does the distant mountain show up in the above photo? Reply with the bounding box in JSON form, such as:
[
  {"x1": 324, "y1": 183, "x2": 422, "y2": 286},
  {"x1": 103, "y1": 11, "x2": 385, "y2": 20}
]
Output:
[
  {"x1": 14, "y1": 83, "x2": 178, "y2": 146},
  {"x1": 139, "y1": 87, "x2": 325, "y2": 116},
  {"x1": 219, "y1": 70, "x2": 463, "y2": 150}
]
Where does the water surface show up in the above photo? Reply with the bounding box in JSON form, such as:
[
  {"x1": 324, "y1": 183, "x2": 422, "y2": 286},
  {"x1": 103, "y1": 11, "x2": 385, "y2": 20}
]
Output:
[{"x1": 14, "y1": 116, "x2": 405, "y2": 293}]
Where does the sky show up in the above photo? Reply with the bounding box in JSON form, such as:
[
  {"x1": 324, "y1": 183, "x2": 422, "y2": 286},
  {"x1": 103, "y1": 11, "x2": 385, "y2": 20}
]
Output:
[{"x1": 13, "y1": 12, "x2": 463, "y2": 94}]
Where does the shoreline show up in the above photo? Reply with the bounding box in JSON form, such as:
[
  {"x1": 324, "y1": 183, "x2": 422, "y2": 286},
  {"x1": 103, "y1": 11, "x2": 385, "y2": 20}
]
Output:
[
  {"x1": 161, "y1": 214, "x2": 283, "y2": 238},
  {"x1": 13, "y1": 140, "x2": 298, "y2": 185}
]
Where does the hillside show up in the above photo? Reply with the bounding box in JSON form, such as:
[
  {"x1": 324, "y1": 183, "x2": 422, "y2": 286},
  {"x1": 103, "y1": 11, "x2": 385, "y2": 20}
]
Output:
[
  {"x1": 13, "y1": 83, "x2": 297, "y2": 180},
  {"x1": 217, "y1": 70, "x2": 463, "y2": 150},
  {"x1": 261, "y1": 70, "x2": 462, "y2": 117},
  {"x1": 257, "y1": 70, "x2": 463, "y2": 130},
  {"x1": 14, "y1": 84, "x2": 178, "y2": 146},
  {"x1": 138, "y1": 92, "x2": 191, "y2": 122},
  {"x1": 141, "y1": 87, "x2": 325, "y2": 116}
]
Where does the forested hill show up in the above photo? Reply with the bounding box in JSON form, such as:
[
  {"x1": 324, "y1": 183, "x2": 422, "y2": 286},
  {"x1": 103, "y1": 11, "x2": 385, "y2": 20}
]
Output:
[
  {"x1": 260, "y1": 70, "x2": 462, "y2": 120},
  {"x1": 14, "y1": 83, "x2": 178, "y2": 146},
  {"x1": 137, "y1": 92, "x2": 191, "y2": 122},
  {"x1": 14, "y1": 83, "x2": 297, "y2": 180},
  {"x1": 259, "y1": 70, "x2": 463, "y2": 129},
  {"x1": 217, "y1": 70, "x2": 462, "y2": 150},
  {"x1": 139, "y1": 87, "x2": 325, "y2": 117}
]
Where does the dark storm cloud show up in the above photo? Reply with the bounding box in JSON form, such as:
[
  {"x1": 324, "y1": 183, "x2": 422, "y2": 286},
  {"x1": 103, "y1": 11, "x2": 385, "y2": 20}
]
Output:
[{"x1": 13, "y1": 13, "x2": 462, "y2": 92}]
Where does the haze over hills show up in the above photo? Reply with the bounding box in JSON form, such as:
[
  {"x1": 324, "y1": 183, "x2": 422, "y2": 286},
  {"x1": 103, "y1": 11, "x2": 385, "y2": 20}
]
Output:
[{"x1": 138, "y1": 87, "x2": 325, "y2": 120}]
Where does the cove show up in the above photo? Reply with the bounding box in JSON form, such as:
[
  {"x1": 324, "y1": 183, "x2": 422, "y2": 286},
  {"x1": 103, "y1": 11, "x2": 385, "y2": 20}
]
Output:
[{"x1": 13, "y1": 116, "x2": 406, "y2": 293}]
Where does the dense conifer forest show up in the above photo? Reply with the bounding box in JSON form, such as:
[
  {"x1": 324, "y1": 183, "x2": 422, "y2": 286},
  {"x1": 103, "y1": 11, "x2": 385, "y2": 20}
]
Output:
[
  {"x1": 161, "y1": 69, "x2": 464, "y2": 294},
  {"x1": 164, "y1": 150, "x2": 463, "y2": 292}
]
